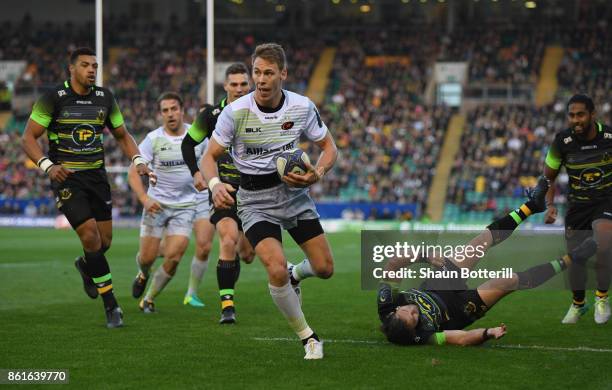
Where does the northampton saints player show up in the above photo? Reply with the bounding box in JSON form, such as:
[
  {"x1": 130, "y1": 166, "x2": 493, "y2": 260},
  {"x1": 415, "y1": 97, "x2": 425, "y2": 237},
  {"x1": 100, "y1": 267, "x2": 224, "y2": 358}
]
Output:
[
  {"x1": 379, "y1": 181, "x2": 599, "y2": 346},
  {"x1": 21, "y1": 47, "x2": 154, "y2": 328},
  {"x1": 181, "y1": 63, "x2": 255, "y2": 324},
  {"x1": 543, "y1": 94, "x2": 611, "y2": 324}
]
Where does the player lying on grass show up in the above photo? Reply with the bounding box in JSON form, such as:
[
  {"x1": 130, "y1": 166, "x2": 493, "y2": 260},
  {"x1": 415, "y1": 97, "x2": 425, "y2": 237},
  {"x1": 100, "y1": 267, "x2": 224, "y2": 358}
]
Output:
[{"x1": 378, "y1": 177, "x2": 599, "y2": 346}]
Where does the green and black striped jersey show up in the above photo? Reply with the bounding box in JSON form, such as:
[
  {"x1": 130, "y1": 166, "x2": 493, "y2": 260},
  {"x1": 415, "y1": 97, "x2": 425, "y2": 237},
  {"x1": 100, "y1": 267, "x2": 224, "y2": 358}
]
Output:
[
  {"x1": 188, "y1": 98, "x2": 241, "y2": 186},
  {"x1": 545, "y1": 122, "x2": 612, "y2": 204},
  {"x1": 29, "y1": 80, "x2": 125, "y2": 170}
]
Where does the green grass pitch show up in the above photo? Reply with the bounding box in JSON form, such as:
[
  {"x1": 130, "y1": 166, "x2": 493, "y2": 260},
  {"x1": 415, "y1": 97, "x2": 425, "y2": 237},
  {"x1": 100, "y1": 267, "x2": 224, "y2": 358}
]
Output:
[{"x1": 1, "y1": 228, "x2": 611, "y2": 389}]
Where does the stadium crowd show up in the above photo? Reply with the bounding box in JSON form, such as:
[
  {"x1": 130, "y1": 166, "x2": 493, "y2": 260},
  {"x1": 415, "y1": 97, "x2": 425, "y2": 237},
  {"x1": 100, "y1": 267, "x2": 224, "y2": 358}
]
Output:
[
  {"x1": 1, "y1": 16, "x2": 610, "y2": 220},
  {"x1": 313, "y1": 32, "x2": 451, "y2": 216},
  {"x1": 446, "y1": 20, "x2": 612, "y2": 218}
]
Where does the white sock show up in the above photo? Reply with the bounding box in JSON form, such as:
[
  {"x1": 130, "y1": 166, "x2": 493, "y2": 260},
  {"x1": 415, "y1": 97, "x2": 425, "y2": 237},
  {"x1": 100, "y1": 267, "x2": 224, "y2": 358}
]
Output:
[
  {"x1": 269, "y1": 282, "x2": 313, "y2": 340},
  {"x1": 292, "y1": 258, "x2": 315, "y2": 282},
  {"x1": 187, "y1": 256, "x2": 208, "y2": 296},
  {"x1": 136, "y1": 252, "x2": 152, "y2": 278},
  {"x1": 145, "y1": 266, "x2": 172, "y2": 301}
]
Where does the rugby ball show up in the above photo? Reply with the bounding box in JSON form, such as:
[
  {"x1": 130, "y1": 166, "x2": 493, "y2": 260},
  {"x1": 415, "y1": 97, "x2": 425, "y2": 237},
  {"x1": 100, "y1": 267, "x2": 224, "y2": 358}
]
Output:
[{"x1": 276, "y1": 148, "x2": 311, "y2": 177}]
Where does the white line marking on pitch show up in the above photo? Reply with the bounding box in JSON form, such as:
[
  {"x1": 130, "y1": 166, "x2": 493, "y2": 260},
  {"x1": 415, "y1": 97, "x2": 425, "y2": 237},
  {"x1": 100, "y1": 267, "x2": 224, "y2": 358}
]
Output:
[
  {"x1": 494, "y1": 344, "x2": 612, "y2": 353},
  {"x1": 0, "y1": 261, "x2": 60, "y2": 268},
  {"x1": 253, "y1": 337, "x2": 382, "y2": 345},
  {"x1": 252, "y1": 337, "x2": 612, "y2": 353}
]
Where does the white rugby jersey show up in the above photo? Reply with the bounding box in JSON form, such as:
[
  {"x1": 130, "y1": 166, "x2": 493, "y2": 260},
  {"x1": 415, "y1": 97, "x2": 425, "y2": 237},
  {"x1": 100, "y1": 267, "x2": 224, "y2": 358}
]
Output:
[
  {"x1": 212, "y1": 90, "x2": 328, "y2": 175},
  {"x1": 139, "y1": 123, "x2": 208, "y2": 207}
]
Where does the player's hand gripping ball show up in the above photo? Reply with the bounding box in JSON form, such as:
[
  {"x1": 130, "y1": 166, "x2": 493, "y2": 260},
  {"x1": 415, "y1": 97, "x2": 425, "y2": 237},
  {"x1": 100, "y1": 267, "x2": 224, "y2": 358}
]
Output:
[{"x1": 276, "y1": 148, "x2": 311, "y2": 177}]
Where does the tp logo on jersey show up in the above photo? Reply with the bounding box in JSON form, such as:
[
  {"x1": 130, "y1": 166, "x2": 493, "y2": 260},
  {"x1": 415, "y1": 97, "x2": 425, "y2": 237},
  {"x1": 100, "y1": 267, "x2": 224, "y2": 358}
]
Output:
[
  {"x1": 72, "y1": 124, "x2": 96, "y2": 147},
  {"x1": 579, "y1": 167, "x2": 604, "y2": 187}
]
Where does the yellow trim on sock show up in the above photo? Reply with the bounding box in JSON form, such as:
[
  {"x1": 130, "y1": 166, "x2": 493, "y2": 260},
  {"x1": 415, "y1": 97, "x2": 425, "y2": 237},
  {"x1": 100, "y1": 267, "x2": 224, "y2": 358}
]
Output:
[
  {"x1": 520, "y1": 204, "x2": 532, "y2": 217},
  {"x1": 596, "y1": 290, "x2": 608, "y2": 298},
  {"x1": 561, "y1": 255, "x2": 572, "y2": 267},
  {"x1": 97, "y1": 284, "x2": 113, "y2": 294},
  {"x1": 573, "y1": 299, "x2": 585, "y2": 305},
  {"x1": 221, "y1": 300, "x2": 234, "y2": 309}
]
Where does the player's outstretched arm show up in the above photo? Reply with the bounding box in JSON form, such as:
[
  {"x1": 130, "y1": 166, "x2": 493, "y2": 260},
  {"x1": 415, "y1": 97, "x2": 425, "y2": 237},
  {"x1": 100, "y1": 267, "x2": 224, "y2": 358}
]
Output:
[
  {"x1": 22, "y1": 119, "x2": 73, "y2": 182},
  {"x1": 285, "y1": 132, "x2": 337, "y2": 187},
  {"x1": 202, "y1": 137, "x2": 235, "y2": 209},
  {"x1": 443, "y1": 324, "x2": 507, "y2": 346}
]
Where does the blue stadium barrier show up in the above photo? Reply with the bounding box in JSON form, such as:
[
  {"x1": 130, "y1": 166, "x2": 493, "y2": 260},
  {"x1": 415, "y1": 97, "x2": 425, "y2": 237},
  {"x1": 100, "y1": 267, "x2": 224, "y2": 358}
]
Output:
[{"x1": 315, "y1": 201, "x2": 418, "y2": 219}]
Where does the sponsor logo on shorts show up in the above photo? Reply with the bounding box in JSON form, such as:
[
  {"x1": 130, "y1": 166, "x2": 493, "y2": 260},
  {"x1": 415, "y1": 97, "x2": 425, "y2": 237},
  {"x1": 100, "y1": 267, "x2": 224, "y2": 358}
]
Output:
[
  {"x1": 464, "y1": 301, "x2": 477, "y2": 314},
  {"x1": 59, "y1": 188, "x2": 72, "y2": 200}
]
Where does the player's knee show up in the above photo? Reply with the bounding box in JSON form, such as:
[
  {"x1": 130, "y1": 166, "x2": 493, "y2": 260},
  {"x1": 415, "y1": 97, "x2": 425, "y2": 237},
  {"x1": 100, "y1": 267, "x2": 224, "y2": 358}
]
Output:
[
  {"x1": 220, "y1": 235, "x2": 238, "y2": 253},
  {"x1": 164, "y1": 246, "x2": 185, "y2": 264},
  {"x1": 79, "y1": 228, "x2": 102, "y2": 252},
  {"x1": 101, "y1": 232, "x2": 112, "y2": 251},
  {"x1": 266, "y1": 262, "x2": 289, "y2": 285},
  {"x1": 596, "y1": 239, "x2": 612, "y2": 253},
  {"x1": 312, "y1": 259, "x2": 334, "y2": 279},
  {"x1": 240, "y1": 249, "x2": 255, "y2": 264},
  {"x1": 496, "y1": 273, "x2": 519, "y2": 290},
  {"x1": 196, "y1": 240, "x2": 212, "y2": 259},
  {"x1": 508, "y1": 273, "x2": 520, "y2": 289}
]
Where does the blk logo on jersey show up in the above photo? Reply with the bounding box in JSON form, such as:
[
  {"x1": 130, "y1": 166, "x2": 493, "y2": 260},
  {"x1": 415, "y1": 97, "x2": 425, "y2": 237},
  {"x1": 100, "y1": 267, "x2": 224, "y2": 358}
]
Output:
[
  {"x1": 579, "y1": 167, "x2": 604, "y2": 187},
  {"x1": 72, "y1": 124, "x2": 96, "y2": 147}
]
